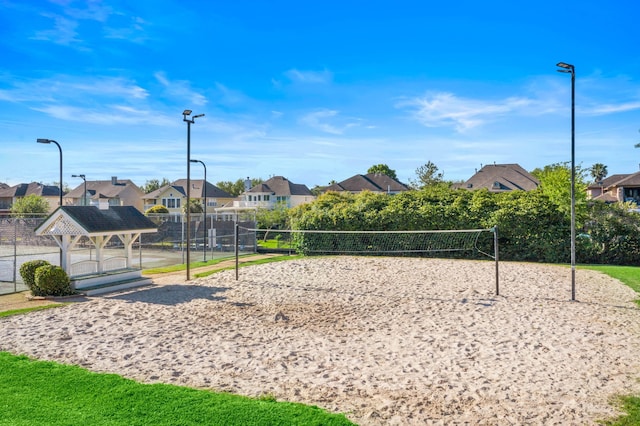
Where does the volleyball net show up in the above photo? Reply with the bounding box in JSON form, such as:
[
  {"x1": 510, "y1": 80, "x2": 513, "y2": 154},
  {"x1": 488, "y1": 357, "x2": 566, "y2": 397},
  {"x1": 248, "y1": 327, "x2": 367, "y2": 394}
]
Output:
[{"x1": 236, "y1": 226, "x2": 500, "y2": 294}]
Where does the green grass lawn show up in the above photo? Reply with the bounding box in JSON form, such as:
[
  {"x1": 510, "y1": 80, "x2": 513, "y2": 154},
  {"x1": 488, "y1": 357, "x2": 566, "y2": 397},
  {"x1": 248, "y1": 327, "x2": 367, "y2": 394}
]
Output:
[
  {"x1": 257, "y1": 238, "x2": 294, "y2": 249},
  {"x1": 0, "y1": 352, "x2": 354, "y2": 426},
  {"x1": 579, "y1": 264, "x2": 640, "y2": 293}
]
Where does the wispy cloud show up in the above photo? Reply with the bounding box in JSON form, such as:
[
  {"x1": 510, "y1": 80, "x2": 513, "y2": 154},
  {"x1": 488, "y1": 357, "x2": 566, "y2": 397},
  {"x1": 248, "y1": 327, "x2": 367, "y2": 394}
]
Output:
[
  {"x1": 154, "y1": 72, "x2": 207, "y2": 106},
  {"x1": 300, "y1": 109, "x2": 362, "y2": 134},
  {"x1": 31, "y1": 104, "x2": 173, "y2": 126},
  {"x1": 31, "y1": 13, "x2": 82, "y2": 46},
  {"x1": 397, "y1": 92, "x2": 533, "y2": 132},
  {"x1": 103, "y1": 16, "x2": 150, "y2": 43},
  {"x1": 30, "y1": 1, "x2": 148, "y2": 48},
  {"x1": 0, "y1": 74, "x2": 148, "y2": 103},
  {"x1": 284, "y1": 68, "x2": 333, "y2": 84},
  {"x1": 583, "y1": 101, "x2": 640, "y2": 115}
]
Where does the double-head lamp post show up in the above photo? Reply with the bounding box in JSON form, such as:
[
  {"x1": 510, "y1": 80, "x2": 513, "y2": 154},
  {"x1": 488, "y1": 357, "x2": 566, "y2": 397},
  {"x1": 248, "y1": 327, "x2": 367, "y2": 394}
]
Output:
[
  {"x1": 556, "y1": 61, "x2": 576, "y2": 301},
  {"x1": 191, "y1": 159, "x2": 207, "y2": 262},
  {"x1": 72, "y1": 174, "x2": 87, "y2": 205},
  {"x1": 183, "y1": 110, "x2": 205, "y2": 281}
]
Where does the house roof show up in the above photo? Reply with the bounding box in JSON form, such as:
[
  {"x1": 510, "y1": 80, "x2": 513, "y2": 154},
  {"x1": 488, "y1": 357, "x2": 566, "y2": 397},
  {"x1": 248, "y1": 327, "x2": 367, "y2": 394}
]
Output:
[
  {"x1": 0, "y1": 182, "x2": 62, "y2": 198},
  {"x1": 608, "y1": 171, "x2": 640, "y2": 187},
  {"x1": 458, "y1": 164, "x2": 539, "y2": 192},
  {"x1": 65, "y1": 179, "x2": 141, "y2": 199},
  {"x1": 592, "y1": 192, "x2": 619, "y2": 203},
  {"x1": 325, "y1": 173, "x2": 409, "y2": 193},
  {"x1": 36, "y1": 206, "x2": 157, "y2": 236},
  {"x1": 145, "y1": 180, "x2": 232, "y2": 199},
  {"x1": 587, "y1": 172, "x2": 640, "y2": 189},
  {"x1": 247, "y1": 176, "x2": 313, "y2": 196}
]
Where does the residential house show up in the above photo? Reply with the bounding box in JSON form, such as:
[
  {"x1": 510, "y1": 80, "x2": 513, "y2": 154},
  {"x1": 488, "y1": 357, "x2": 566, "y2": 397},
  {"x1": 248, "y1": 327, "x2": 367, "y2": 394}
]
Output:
[
  {"x1": 587, "y1": 171, "x2": 640, "y2": 204},
  {"x1": 216, "y1": 176, "x2": 315, "y2": 219},
  {"x1": 324, "y1": 173, "x2": 410, "y2": 194},
  {"x1": 0, "y1": 182, "x2": 63, "y2": 214},
  {"x1": 65, "y1": 177, "x2": 145, "y2": 212},
  {"x1": 455, "y1": 164, "x2": 539, "y2": 192},
  {"x1": 143, "y1": 179, "x2": 234, "y2": 217}
]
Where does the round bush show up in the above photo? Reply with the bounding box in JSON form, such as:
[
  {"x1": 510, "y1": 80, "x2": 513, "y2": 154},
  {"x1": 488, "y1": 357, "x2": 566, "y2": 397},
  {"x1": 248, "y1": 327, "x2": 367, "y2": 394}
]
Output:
[
  {"x1": 33, "y1": 265, "x2": 73, "y2": 297},
  {"x1": 19, "y1": 260, "x2": 51, "y2": 290},
  {"x1": 146, "y1": 205, "x2": 169, "y2": 214}
]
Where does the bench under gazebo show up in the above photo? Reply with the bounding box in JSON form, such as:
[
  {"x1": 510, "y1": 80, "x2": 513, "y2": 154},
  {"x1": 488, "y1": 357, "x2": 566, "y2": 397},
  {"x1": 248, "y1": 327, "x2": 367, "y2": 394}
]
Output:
[{"x1": 35, "y1": 205, "x2": 158, "y2": 295}]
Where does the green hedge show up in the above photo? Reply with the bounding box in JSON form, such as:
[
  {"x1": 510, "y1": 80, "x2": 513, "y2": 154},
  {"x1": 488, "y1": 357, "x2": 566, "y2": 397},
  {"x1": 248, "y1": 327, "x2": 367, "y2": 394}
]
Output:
[{"x1": 288, "y1": 187, "x2": 640, "y2": 265}]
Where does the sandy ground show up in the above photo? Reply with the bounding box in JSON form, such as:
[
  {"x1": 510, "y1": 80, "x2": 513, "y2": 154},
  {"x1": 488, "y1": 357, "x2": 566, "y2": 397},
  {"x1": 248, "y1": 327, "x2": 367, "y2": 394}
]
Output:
[{"x1": 2, "y1": 256, "x2": 640, "y2": 425}]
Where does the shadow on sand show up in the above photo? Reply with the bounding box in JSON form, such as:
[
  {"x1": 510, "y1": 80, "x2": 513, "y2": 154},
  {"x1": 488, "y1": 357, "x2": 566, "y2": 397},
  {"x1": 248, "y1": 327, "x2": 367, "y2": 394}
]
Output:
[{"x1": 104, "y1": 284, "x2": 231, "y2": 306}]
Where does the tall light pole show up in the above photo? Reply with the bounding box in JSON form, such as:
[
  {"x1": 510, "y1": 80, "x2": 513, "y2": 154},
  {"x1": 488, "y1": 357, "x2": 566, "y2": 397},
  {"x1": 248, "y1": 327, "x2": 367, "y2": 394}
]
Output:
[
  {"x1": 36, "y1": 138, "x2": 63, "y2": 208},
  {"x1": 556, "y1": 61, "x2": 576, "y2": 301},
  {"x1": 191, "y1": 159, "x2": 207, "y2": 262},
  {"x1": 72, "y1": 174, "x2": 87, "y2": 206},
  {"x1": 183, "y1": 110, "x2": 205, "y2": 281},
  {"x1": 37, "y1": 138, "x2": 63, "y2": 266}
]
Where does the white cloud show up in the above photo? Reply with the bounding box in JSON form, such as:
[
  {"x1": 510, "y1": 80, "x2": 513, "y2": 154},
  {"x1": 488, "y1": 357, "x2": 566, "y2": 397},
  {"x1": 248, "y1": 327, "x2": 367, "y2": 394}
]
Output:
[
  {"x1": 31, "y1": 104, "x2": 173, "y2": 126},
  {"x1": 300, "y1": 109, "x2": 362, "y2": 135},
  {"x1": 31, "y1": 13, "x2": 82, "y2": 46},
  {"x1": 284, "y1": 68, "x2": 333, "y2": 84},
  {"x1": 154, "y1": 72, "x2": 207, "y2": 106},
  {"x1": 397, "y1": 92, "x2": 534, "y2": 132},
  {"x1": 583, "y1": 101, "x2": 640, "y2": 115},
  {"x1": 0, "y1": 75, "x2": 148, "y2": 103}
]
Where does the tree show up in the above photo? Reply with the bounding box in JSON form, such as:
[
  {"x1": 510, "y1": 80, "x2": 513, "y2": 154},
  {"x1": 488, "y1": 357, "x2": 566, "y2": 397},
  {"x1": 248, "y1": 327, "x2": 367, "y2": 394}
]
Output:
[
  {"x1": 367, "y1": 164, "x2": 397, "y2": 180},
  {"x1": 410, "y1": 161, "x2": 445, "y2": 189},
  {"x1": 589, "y1": 163, "x2": 608, "y2": 183},
  {"x1": 182, "y1": 198, "x2": 203, "y2": 214},
  {"x1": 531, "y1": 162, "x2": 588, "y2": 219},
  {"x1": 10, "y1": 194, "x2": 50, "y2": 217},
  {"x1": 143, "y1": 178, "x2": 170, "y2": 193},
  {"x1": 216, "y1": 178, "x2": 263, "y2": 197},
  {"x1": 256, "y1": 204, "x2": 290, "y2": 240}
]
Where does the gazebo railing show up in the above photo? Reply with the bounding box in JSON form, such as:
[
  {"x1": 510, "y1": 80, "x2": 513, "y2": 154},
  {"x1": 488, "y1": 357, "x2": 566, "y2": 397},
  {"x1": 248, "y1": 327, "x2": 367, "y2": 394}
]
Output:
[
  {"x1": 104, "y1": 256, "x2": 128, "y2": 272},
  {"x1": 70, "y1": 260, "x2": 98, "y2": 277}
]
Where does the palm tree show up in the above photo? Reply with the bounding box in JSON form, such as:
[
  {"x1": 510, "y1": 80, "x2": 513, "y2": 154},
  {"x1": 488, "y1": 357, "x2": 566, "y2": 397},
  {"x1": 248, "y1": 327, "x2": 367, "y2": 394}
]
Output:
[{"x1": 590, "y1": 163, "x2": 608, "y2": 183}]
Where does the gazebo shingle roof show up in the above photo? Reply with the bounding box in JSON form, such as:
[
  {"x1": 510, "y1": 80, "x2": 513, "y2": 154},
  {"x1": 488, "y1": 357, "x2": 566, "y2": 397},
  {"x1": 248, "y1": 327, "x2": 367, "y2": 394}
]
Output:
[{"x1": 37, "y1": 206, "x2": 157, "y2": 234}]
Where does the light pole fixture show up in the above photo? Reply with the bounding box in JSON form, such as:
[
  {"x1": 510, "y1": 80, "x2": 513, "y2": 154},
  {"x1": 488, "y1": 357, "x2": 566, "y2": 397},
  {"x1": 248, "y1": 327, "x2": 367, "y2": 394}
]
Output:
[
  {"x1": 36, "y1": 138, "x2": 63, "y2": 208},
  {"x1": 556, "y1": 61, "x2": 576, "y2": 301},
  {"x1": 191, "y1": 159, "x2": 207, "y2": 262},
  {"x1": 72, "y1": 174, "x2": 87, "y2": 206},
  {"x1": 183, "y1": 109, "x2": 205, "y2": 280}
]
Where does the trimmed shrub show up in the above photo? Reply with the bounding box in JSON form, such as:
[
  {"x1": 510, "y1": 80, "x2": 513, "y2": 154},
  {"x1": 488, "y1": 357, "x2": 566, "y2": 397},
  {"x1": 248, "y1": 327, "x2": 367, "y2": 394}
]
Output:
[
  {"x1": 33, "y1": 265, "x2": 73, "y2": 297},
  {"x1": 19, "y1": 260, "x2": 51, "y2": 290}
]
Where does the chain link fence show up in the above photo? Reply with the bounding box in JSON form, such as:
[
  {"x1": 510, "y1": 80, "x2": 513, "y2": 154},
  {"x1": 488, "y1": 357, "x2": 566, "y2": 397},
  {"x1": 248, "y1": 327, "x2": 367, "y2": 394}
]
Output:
[{"x1": 0, "y1": 212, "x2": 256, "y2": 295}]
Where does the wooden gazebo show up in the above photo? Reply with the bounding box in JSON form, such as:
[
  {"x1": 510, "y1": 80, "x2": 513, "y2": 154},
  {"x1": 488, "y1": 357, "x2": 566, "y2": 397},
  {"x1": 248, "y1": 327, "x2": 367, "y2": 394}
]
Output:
[{"x1": 35, "y1": 205, "x2": 157, "y2": 294}]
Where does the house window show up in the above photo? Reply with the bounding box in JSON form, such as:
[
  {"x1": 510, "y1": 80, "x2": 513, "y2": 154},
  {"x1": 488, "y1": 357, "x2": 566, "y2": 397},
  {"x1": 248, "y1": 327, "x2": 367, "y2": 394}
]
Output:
[
  {"x1": 264, "y1": 195, "x2": 270, "y2": 201},
  {"x1": 163, "y1": 198, "x2": 181, "y2": 209}
]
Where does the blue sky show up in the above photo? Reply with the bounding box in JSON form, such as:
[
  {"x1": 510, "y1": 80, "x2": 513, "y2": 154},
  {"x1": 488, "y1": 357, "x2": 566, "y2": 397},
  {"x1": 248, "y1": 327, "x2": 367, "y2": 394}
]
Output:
[{"x1": 1, "y1": 0, "x2": 639, "y2": 190}]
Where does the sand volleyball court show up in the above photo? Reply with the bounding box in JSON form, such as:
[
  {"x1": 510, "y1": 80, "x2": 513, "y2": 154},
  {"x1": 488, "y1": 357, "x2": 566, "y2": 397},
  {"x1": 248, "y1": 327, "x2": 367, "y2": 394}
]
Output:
[{"x1": 2, "y1": 256, "x2": 640, "y2": 424}]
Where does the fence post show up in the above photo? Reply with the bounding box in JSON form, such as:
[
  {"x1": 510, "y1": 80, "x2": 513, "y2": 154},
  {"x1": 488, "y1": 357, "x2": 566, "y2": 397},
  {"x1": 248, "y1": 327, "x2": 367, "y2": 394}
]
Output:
[
  {"x1": 235, "y1": 223, "x2": 239, "y2": 280},
  {"x1": 494, "y1": 226, "x2": 499, "y2": 296},
  {"x1": 13, "y1": 218, "x2": 17, "y2": 289}
]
